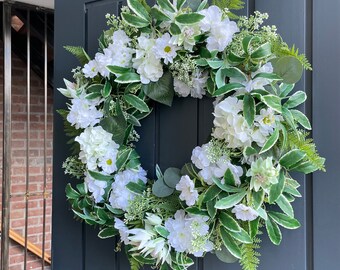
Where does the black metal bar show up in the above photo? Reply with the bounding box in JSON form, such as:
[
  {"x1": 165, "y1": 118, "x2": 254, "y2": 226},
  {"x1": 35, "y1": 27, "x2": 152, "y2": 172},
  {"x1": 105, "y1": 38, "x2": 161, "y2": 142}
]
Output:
[{"x1": 1, "y1": 2, "x2": 12, "y2": 269}]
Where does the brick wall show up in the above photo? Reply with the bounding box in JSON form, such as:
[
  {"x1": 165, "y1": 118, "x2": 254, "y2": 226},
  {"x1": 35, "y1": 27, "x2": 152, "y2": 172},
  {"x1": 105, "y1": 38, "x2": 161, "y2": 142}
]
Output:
[{"x1": 0, "y1": 40, "x2": 53, "y2": 269}]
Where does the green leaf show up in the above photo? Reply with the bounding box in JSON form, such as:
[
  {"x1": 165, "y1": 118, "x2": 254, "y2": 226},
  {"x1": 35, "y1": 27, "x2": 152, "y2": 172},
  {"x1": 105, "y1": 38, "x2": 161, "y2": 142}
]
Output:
[
  {"x1": 169, "y1": 23, "x2": 181, "y2": 35},
  {"x1": 207, "y1": 59, "x2": 224, "y2": 69},
  {"x1": 106, "y1": 204, "x2": 124, "y2": 215},
  {"x1": 268, "y1": 170, "x2": 285, "y2": 203},
  {"x1": 272, "y1": 56, "x2": 303, "y2": 84},
  {"x1": 215, "y1": 246, "x2": 238, "y2": 263},
  {"x1": 87, "y1": 84, "x2": 103, "y2": 93},
  {"x1": 127, "y1": 0, "x2": 150, "y2": 21},
  {"x1": 207, "y1": 200, "x2": 217, "y2": 218},
  {"x1": 224, "y1": 67, "x2": 248, "y2": 81},
  {"x1": 197, "y1": 0, "x2": 208, "y2": 11},
  {"x1": 124, "y1": 94, "x2": 149, "y2": 112},
  {"x1": 100, "y1": 115, "x2": 126, "y2": 145},
  {"x1": 98, "y1": 227, "x2": 118, "y2": 239},
  {"x1": 85, "y1": 92, "x2": 102, "y2": 100},
  {"x1": 154, "y1": 225, "x2": 170, "y2": 238},
  {"x1": 251, "y1": 42, "x2": 271, "y2": 59},
  {"x1": 220, "y1": 227, "x2": 241, "y2": 259},
  {"x1": 282, "y1": 107, "x2": 296, "y2": 129},
  {"x1": 266, "y1": 217, "x2": 282, "y2": 245},
  {"x1": 175, "y1": 13, "x2": 205, "y2": 24},
  {"x1": 242, "y1": 35, "x2": 259, "y2": 54},
  {"x1": 284, "y1": 91, "x2": 307, "y2": 109},
  {"x1": 65, "y1": 184, "x2": 80, "y2": 200},
  {"x1": 215, "y1": 189, "x2": 247, "y2": 209},
  {"x1": 224, "y1": 168, "x2": 236, "y2": 186},
  {"x1": 249, "y1": 218, "x2": 260, "y2": 238},
  {"x1": 121, "y1": 12, "x2": 150, "y2": 28},
  {"x1": 157, "y1": 0, "x2": 176, "y2": 12},
  {"x1": 177, "y1": 0, "x2": 186, "y2": 9},
  {"x1": 280, "y1": 149, "x2": 306, "y2": 169},
  {"x1": 261, "y1": 94, "x2": 282, "y2": 113},
  {"x1": 219, "y1": 212, "x2": 241, "y2": 232},
  {"x1": 290, "y1": 109, "x2": 311, "y2": 130},
  {"x1": 253, "y1": 72, "x2": 282, "y2": 80},
  {"x1": 243, "y1": 146, "x2": 257, "y2": 157},
  {"x1": 268, "y1": 211, "x2": 301, "y2": 229},
  {"x1": 88, "y1": 170, "x2": 113, "y2": 181},
  {"x1": 106, "y1": 65, "x2": 130, "y2": 75},
  {"x1": 213, "y1": 83, "x2": 244, "y2": 97},
  {"x1": 163, "y1": 167, "x2": 181, "y2": 188},
  {"x1": 259, "y1": 127, "x2": 280, "y2": 154},
  {"x1": 227, "y1": 52, "x2": 245, "y2": 64},
  {"x1": 257, "y1": 207, "x2": 268, "y2": 220},
  {"x1": 102, "y1": 80, "x2": 112, "y2": 98},
  {"x1": 243, "y1": 94, "x2": 255, "y2": 126},
  {"x1": 142, "y1": 71, "x2": 174, "y2": 106},
  {"x1": 252, "y1": 189, "x2": 264, "y2": 210},
  {"x1": 279, "y1": 83, "x2": 295, "y2": 97},
  {"x1": 126, "y1": 113, "x2": 141, "y2": 127},
  {"x1": 115, "y1": 73, "x2": 141, "y2": 84},
  {"x1": 151, "y1": 7, "x2": 171, "y2": 21},
  {"x1": 186, "y1": 207, "x2": 209, "y2": 216},
  {"x1": 213, "y1": 177, "x2": 244, "y2": 193},
  {"x1": 276, "y1": 194, "x2": 294, "y2": 217},
  {"x1": 291, "y1": 160, "x2": 319, "y2": 174},
  {"x1": 228, "y1": 228, "x2": 252, "y2": 244},
  {"x1": 126, "y1": 182, "x2": 145, "y2": 195},
  {"x1": 152, "y1": 179, "x2": 174, "y2": 197}
]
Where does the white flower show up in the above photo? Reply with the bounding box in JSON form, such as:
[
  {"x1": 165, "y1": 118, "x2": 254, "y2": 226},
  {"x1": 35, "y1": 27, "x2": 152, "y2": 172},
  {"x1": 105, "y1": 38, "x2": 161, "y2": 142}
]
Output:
[
  {"x1": 173, "y1": 71, "x2": 208, "y2": 99},
  {"x1": 85, "y1": 172, "x2": 107, "y2": 203},
  {"x1": 133, "y1": 35, "x2": 163, "y2": 84},
  {"x1": 75, "y1": 126, "x2": 119, "y2": 171},
  {"x1": 83, "y1": 60, "x2": 99, "y2": 78},
  {"x1": 66, "y1": 96, "x2": 103, "y2": 129},
  {"x1": 191, "y1": 144, "x2": 211, "y2": 170},
  {"x1": 111, "y1": 29, "x2": 131, "y2": 46},
  {"x1": 206, "y1": 19, "x2": 239, "y2": 52},
  {"x1": 128, "y1": 228, "x2": 154, "y2": 249},
  {"x1": 109, "y1": 166, "x2": 147, "y2": 210},
  {"x1": 246, "y1": 157, "x2": 280, "y2": 192},
  {"x1": 232, "y1": 204, "x2": 259, "y2": 221},
  {"x1": 213, "y1": 97, "x2": 253, "y2": 148},
  {"x1": 114, "y1": 218, "x2": 130, "y2": 245},
  {"x1": 98, "y1": 147, "x2": 119, "y2": 174},
  {"x1": 153, "y1": 33, "x2": 179, "y2": 64},
  {"x1": 57, "y1": 79, "x2": 80, "y2": 98},
  {"x1": 170, "y1": 25, "x2": 201, "y2": 52},
  {"x1": 176, "y1": 175, "x2": 198, "y2": 206},
  {"x1": 255, "y1": 108, "x2": 283, "y2": 136},
  {"x1": 146, "y1": 213, "x2": 163, "y2": 226},
  {"x1": 199, "y1": 5, "x2": 222, "y2": 32}
]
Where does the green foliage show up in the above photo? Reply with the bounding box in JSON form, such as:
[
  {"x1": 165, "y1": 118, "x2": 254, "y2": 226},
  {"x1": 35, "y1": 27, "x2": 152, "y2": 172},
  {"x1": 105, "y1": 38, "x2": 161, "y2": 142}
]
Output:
[
  {"x1": 212, "y1": 0, "x2": 245, "y2": 18},
  {"x1": 287, "y1": 130, "x2": 326, "y2": 171},
  {"x1": 64, "y1": 46, "x2": 90, "y2": 65},
  {"x1": 240, "y1": 237, "x2": 261, "y2": 270}
]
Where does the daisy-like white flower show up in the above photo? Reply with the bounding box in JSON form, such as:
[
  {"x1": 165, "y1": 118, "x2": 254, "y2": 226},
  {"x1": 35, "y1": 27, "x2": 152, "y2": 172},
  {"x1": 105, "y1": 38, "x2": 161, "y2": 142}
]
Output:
[
  {"x1": 114, "y1": 217, "x2": 130, "y2": 245},
  {"x1": 232, "y1": 204, "x2": 259, "y2": 221},
  {"x1": 255, "y1": 108, "x2": 283, "y2": 136},
  {"x1": 98, "y1": 147, "x2": 119, "y2": 174},
  {"x1": 85, "y1": 172, "x2": 107, "y2": 203},
  {"x1": 247, "y1": 157, "x2": 280, "y2": 192},
  {"x1": 82, "y1": 59, "x2": 99, "y2": 78},
  {"x1": 176, "y1": 175, "x2": 198, "y2": 206},
  {"x1": 153, "y1": 33, "x2": 179, "y2": 64}
]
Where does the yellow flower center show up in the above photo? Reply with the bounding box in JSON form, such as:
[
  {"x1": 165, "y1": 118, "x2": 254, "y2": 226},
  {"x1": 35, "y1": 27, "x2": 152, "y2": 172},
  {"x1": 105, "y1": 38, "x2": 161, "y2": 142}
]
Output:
[
  {"x1": 263, "y1": 116, "x2": 273, "y2": 125},
  {"x1": 106, "y1": 159, "x2": 113, "y2": 165},
  {"x1": 164, "y1": 46, "x2": 172, "y2": 53}
]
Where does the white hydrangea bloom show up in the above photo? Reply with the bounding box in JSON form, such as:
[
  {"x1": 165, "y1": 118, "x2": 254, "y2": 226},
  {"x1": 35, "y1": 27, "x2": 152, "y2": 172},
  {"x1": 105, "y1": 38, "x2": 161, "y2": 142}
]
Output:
[
  {"x1": 83, "y1": 59, "x2": 99, "y2": 78},
  {"x1": 199, "y1": 5, "x2": 222, "y2": 32},
  {"x1": 109, "y1": 166, "x2": 147, "y2": 210},
  {"x1": 133, "y1": 35, "x2": 163, "y2": 84},
  {"x1": 232, "y1": 204, "x2": 259, "y2": 221},
  {"x1": 114, "y1": 217, "x2": 130, "y2": 245},
  {"x1": 75, "y1": 126, "x2": 119, "y2": 171},
  {"x1": 67, "y1": 96, "x2": 103, "y2": 129},
  {"x1": 176, "y1": 175, "x2": 199, "y2": 206},
  {"x1": 191, "y1": 144, "x2": 211, "y2": 170},
  {"x1": 165, "y1": 210, "x2": 212, "y2": 256},
  {"x1": 153, "y1": 33, "x2": 179, "y2": 64},
  {"x1": 213, "y1": 97, "x2": 253, "y2": 148},
  {"x1": 111, "y1": 29, "x2": 131, "y2": 46},
  {"x1": 173, "y1": 71, "x2": 208, "y2": 99},
  {"x1": 85, "y1": 172, "x2": 107, "y2": 203}
]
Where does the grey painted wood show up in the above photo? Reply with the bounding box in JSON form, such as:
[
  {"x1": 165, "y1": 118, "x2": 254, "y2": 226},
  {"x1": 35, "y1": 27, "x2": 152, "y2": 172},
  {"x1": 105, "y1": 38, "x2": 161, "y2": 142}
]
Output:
[{"x1": 312, "y1": 0, "x2": 340, "y2": 269}]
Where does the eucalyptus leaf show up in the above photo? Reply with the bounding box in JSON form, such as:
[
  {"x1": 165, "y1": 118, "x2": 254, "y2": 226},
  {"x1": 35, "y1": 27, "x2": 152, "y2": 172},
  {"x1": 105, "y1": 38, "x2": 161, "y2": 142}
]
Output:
[
  {"x1": 215, "y1": 246, "x2": 238, "y2": 263},
  {"x1": 163, "y1": 167, "x2": 181, "y2": 188},
  {"x1": 272, "y1": 56, "x2": 303, "y2": 84},
  {"x1": 152, "y1": 179, "x2": 174, "y2": 197}
]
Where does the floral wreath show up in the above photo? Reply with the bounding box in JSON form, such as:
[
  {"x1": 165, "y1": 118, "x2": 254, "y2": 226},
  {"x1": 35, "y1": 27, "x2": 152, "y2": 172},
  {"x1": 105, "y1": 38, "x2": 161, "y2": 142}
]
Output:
[{"x1": 58, "y1": 0, "x2": 325, "y2": 269}]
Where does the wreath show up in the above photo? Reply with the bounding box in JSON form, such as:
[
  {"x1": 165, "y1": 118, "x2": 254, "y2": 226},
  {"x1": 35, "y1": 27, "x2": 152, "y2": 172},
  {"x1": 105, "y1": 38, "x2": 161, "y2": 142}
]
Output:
[{"x1": 58, "y1": 0, "x2": 325, "y2": 269}]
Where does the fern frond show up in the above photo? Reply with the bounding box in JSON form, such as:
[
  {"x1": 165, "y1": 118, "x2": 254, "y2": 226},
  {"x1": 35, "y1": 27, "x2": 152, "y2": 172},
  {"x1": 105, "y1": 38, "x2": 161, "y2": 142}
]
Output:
[
  {"x1": 64, "y1": 46, "x2": 91, "y2": 65},
  {"x1": 240, "y1": 237, "x2": 261, "y2": 270},
  {"x1": 287, "y1": 130, "x2": 326, "y2": 171}
]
